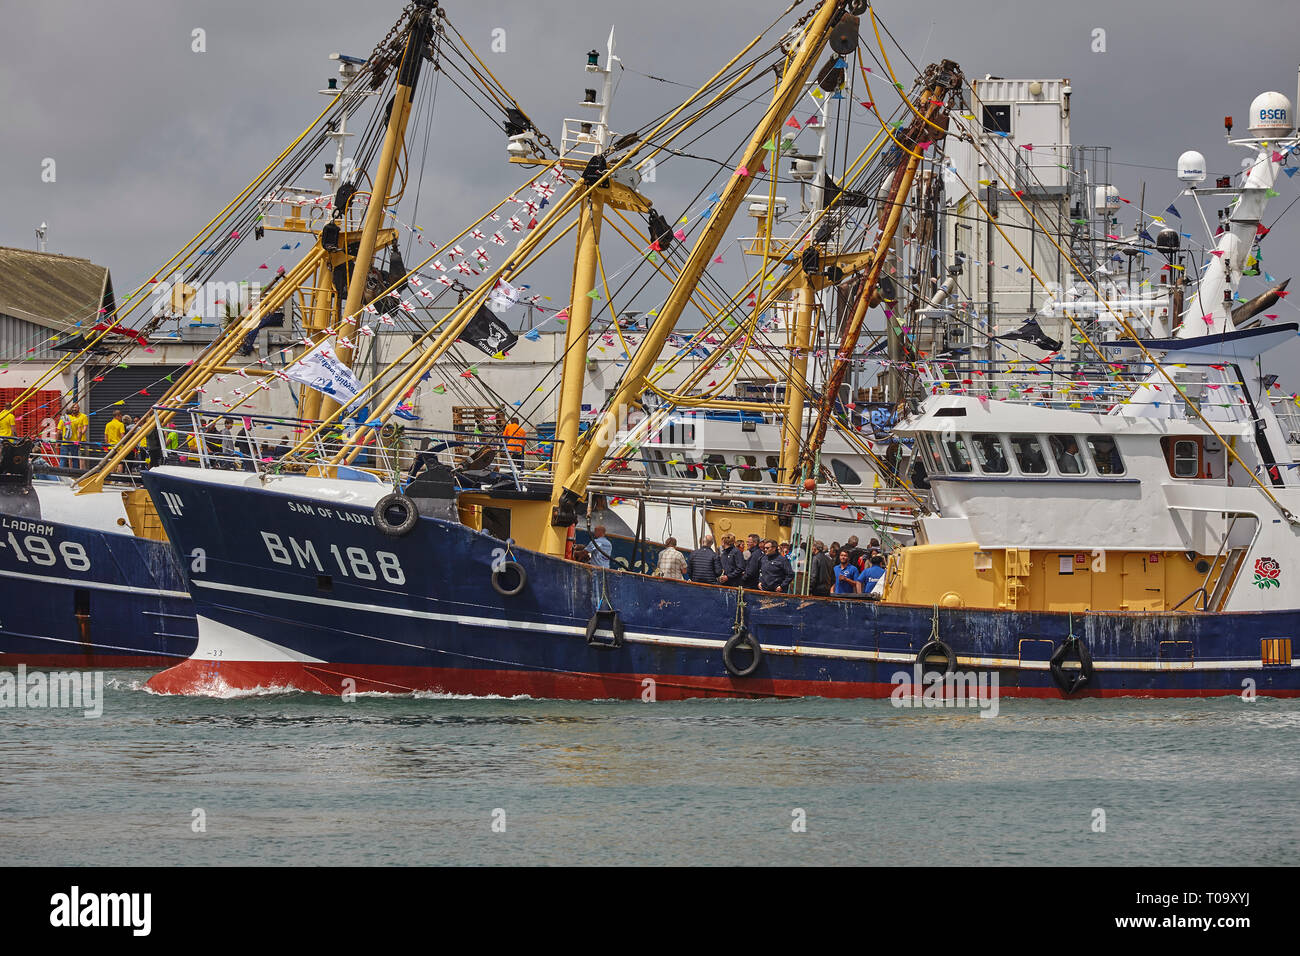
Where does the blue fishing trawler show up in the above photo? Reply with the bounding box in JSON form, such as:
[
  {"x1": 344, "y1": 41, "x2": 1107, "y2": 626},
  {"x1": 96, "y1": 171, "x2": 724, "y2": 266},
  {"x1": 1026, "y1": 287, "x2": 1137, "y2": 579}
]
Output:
[{"x1": 138, "y1": 5, "x2": 1300, "y2": 700}]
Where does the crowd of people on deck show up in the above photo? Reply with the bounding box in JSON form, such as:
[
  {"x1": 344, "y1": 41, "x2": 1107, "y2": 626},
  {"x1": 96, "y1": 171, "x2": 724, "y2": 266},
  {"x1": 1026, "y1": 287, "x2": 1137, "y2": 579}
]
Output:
[
  {"x1": 0, "y1": 398, "x2": 306, "y2": 477},
  {"x1": 581, "y1": 524, "x2": 889, "y2": 599}
]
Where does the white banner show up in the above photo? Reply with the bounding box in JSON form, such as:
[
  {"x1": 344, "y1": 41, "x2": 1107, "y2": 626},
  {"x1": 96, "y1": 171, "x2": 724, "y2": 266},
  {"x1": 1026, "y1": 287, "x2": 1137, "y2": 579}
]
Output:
[
  {"x1": 487, "y1": 278, "x2": 523, "y2": 314},
  {"x1": 283, "y1": 339, "x2": 363, "y2": 406}
]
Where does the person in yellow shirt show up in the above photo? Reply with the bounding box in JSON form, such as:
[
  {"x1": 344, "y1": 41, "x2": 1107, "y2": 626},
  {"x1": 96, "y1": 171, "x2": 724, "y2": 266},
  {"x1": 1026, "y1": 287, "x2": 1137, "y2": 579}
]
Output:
[
  {"x1": 57, "y1": 401, "x2": 90, "y2": 469},
  {"x1": 0, "y1": 405, "x2": 15, "y2": 439},
  {"x1": 104, "y1": 409, "x2": 126, "y2": 447}
]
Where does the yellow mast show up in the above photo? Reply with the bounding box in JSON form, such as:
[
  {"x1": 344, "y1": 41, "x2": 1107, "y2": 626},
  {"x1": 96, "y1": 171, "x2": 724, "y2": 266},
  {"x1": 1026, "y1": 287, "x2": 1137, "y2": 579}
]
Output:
[
  {"x1": 297, "y1": 258, "x2": 339, "y2": 422},
  {"x1": 547, "y1": 0, "x2": 846, "y2": 546},
  {"x1": 550, "y1": 195, "x2": 605, "y2": 491},
  {"x1": 778, "y1": 279, "x2": 817, "y2": 483},
  {"x1": 321, "y1": 0, "x2": 438, "y2": 419},
  {"x1": 798, "y1": 60, "x2": 962, "y2": 473}
]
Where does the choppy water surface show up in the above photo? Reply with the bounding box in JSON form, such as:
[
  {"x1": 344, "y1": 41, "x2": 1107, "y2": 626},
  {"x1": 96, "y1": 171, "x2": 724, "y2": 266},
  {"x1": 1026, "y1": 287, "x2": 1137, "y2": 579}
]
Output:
[{"x1": 2, "y1": 672, "x2": 1297, "y2": 865}]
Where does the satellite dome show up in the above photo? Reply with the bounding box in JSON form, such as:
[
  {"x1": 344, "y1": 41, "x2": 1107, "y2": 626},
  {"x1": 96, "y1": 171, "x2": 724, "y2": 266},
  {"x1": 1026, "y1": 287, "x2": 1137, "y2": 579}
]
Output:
[
  {"x1": 1176, "y1": 150, "x2": 1207, "y2": 183},
  {"x1": 1094, "y1": 184, "x2": 1120, "y2": 211},
  {"x1": 1155, "y1": 227, "x2": 1180, "y2": 255},
  {"x1": 1248, "y1": 91, "x2": 1293, "y2": 137}
]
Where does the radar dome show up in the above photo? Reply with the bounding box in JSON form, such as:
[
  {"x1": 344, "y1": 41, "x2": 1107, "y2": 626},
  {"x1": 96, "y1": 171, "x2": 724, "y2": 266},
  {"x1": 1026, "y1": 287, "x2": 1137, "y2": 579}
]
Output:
[
  {"x1": 1094, "y1": 184, "x2": 1120, "y2": 211},
  {"x1": 1248, "y1": 91, "x2": 1293, "y2": 137},
  {"x1": 1176, "y1": 150, "x2": 1207, "y2": 183}
]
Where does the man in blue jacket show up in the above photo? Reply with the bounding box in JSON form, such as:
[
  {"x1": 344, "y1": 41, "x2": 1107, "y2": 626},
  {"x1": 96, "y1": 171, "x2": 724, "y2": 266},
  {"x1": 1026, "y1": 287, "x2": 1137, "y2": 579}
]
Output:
[
  {"x1": 742, "y1": 533, "x2": 763, "y2": 588},
  {"x1": 719, "y1": 533, "x2": 744, "y2": 585},
  {"x1": 686, "y1": 535, "x2": 723, "y2": 584},
  {"x1": 758, "y1": 539, "x2": 795, "y2": 593}
]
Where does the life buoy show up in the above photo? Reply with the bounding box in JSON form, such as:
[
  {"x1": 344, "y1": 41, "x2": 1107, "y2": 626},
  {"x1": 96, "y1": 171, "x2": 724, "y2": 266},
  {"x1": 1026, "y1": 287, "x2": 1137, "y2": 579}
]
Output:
[
  {"x1": 373, "y1": 493, "x2": 418, "y2": 537},
  {"x1": 1049, "y1": 635, "x2": 1094, "y2": 696},
  {"x1": 491, "y1": 560, "x2": 527, "y2": 597},
  {"x1": 915, "y1": 638, "x2": 956, "y2": 675},
  {"x1": 585, "y1": 609, "x2": 624, "y2": 649},
  {"x1": 723, "y1": 625, "x2": 763, "y2": 677}
]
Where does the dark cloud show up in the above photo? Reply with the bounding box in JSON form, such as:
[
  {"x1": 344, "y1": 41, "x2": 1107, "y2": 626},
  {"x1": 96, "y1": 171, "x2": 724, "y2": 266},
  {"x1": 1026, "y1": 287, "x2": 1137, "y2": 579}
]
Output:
[{"x1": 4, "y1": 0, "x2": 1300, "y2": 382}]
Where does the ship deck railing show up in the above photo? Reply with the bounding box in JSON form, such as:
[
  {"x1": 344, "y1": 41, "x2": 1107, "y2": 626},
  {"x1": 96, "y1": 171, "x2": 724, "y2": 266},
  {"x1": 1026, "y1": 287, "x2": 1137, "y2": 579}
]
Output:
[
  {"x1": 1, "y1": 435, "x2": 151, "y2": 487},
  {"x1": 915, "y1": 357, "x2": 1248, "y2": 416},
  {"x1": 144, "y1": 406, "x2": 924, "y2": 516}
]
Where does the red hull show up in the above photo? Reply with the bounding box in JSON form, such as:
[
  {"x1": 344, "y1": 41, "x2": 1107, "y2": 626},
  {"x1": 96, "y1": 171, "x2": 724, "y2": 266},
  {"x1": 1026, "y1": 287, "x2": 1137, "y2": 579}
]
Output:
[{"x1": 143, "y1": 658, "x2": 1300, "y2": 700}]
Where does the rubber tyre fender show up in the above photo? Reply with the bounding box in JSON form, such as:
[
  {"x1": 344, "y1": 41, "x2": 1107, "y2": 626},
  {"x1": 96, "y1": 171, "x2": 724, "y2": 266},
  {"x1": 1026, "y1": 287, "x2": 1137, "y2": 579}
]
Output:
[
  {"x1": 491, "y1": 560, "x2": 528, "y2": 598},
  {"x1": 1049, "y1": 636, "x2": 1095, "y2": 696},
  {"x1": 723, "y1": 625, "x2": 763, "y2": 678},
  {"x1": 373, "y1": 493, "x2": 418, "y2": 537},
  {"x1": 915, "y1": 638, "x2": 956, "y2": 676},
  {"x1": 585, "y1": 609, "x2": 624, "y2": 648}
]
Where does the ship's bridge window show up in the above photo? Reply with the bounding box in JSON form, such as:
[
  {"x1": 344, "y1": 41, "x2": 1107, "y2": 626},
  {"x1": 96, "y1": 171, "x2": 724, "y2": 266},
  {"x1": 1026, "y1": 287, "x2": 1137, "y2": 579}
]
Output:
[
  {"x1": 703, "y1": 453, "x2": 728, "y2": 480},
  {"x1": 1008, "y1": 434, "x2": 1048, "y2": 474},
  {"x1": 921, "y1": 436, "x2": 945, "y2": 476},
  {"x1": 941, "y1": 437, "x2": 973, "y2": 473},
  {"x1": 1086, "y1": 436, "x2": 1125, "y2": 475},
  {"x1": 1161, "y1": 437, "x2": 1203, "y2": 479},
  {"x1": 829, "y1": 458, "x2": 862, "y2": 485},
  {"x1": 1048, "y1": 435, "x2": 1088, "y2": 475},
  {"x1": 970, "y1": 434, "x2": 1009, "y2": 474}
]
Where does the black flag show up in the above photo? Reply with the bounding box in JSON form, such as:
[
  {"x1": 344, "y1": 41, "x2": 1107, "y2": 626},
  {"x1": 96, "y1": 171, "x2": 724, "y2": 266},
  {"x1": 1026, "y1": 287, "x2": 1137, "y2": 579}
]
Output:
[
  {"x1": 458, "y1": 304, "x2": 518, "y2": 357},
  {"x1": 997, "y1": 317, "x2": 1062, "y2": 353}
]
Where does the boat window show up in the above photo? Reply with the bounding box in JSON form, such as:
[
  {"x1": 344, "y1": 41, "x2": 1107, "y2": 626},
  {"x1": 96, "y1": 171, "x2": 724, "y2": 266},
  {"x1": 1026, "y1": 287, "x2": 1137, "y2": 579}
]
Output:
[
  {"x1": 733, "y1": 453, "x2": 762, "y2": 481},
  {"x1": 1086, "y1": 436, "x2": 1125, "y2": 475},
  {"x1": 1048, "y1": 435, "x2": 1087, "y2": 475},
  {"x1": 941, "y1": 437, "x2": 973, "y2": 473},
  {"x1": 1161, "y1": 437, "x2": 1202, "y2": 478},
  {"x1": 829, "y1": 458, "x2": 862, "y2": 485},
  {"x1": 765, "y1": 456, "x2": 780, "y2": 469},
  {"x1": 970, "y1": 434, "x2": 1009, "y2": 474},
  {"x1": 703, "y1": 454, "x2": 728, "y2": 481},
  {"x1": 1008, "y1": 434, "x2": 1048, "y2": 474},
  {"x1": 921, "y1": 436, "x2": 945, "y2": 475}
]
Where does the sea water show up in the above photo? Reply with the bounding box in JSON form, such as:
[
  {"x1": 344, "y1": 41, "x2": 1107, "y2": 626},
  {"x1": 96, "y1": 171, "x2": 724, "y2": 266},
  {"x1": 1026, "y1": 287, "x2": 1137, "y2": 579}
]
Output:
[{"x1": 2, "y1": 672, "x2": 1297, "y2": 865}]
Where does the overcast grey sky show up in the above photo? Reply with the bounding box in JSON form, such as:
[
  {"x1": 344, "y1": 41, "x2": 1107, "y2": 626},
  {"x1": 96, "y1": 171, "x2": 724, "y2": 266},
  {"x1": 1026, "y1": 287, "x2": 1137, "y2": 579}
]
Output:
[{"x1": 4, "y1": 0, "x2": 1300, "y2": 380}]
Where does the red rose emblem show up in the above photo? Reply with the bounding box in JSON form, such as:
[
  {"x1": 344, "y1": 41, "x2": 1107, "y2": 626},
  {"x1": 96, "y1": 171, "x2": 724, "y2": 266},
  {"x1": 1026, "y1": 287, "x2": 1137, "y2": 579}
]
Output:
[{"x1": 1256, "y1": 557, "x2": 1281, "y2": 580}]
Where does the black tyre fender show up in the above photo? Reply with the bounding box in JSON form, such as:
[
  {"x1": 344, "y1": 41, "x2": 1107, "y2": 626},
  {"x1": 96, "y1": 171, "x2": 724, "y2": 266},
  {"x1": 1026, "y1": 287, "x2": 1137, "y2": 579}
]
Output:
[
  {"x1": 723, "y1": 625, "x2": 763, "y2": 678},
  {"x1": 915, "y1": 638, "x2": 956, "y2": 676},
  {"x1": 491, "y1": 560, "x2": 528, "y2": 597},
  {"x1": 1049, "y1": 635, "x2": 1095, "y2": 696},
  {"x1": 373, "y1": 493, "x2": 418, "y2": 537},
  {"x1": 585, "y1": 608, "x2": 624, "y2": 648}
]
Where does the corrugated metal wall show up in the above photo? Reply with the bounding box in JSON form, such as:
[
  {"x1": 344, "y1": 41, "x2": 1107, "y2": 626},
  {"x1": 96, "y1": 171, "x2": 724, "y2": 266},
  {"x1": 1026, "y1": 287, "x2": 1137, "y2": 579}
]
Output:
[
  {"x1": 87, "y1": 365, "x2": 186, "y2": 443},
  {"x1": 0, "y1": 314, "x2": 60, "y2": 361}
]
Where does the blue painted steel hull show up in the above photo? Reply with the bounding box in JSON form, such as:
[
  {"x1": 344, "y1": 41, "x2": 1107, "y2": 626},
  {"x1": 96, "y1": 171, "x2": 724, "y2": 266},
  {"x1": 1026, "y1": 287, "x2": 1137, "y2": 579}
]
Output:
[
  {"x1": 140, "y1": 469, "x2": 1300, "y2": 698},
  {"x1": 0, "y1": 507, "x2": 197, "y2": 667}
]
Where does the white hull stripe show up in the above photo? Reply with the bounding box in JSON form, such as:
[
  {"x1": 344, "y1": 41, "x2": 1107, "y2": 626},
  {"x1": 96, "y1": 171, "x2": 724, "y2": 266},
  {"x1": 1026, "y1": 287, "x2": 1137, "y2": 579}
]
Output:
[
  {"x1": 190, "y1": 579, "x2": 1295, "y2": 673},
  {"x1": 0, "y1": 568, "x2": 190, "y2": 600}
]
